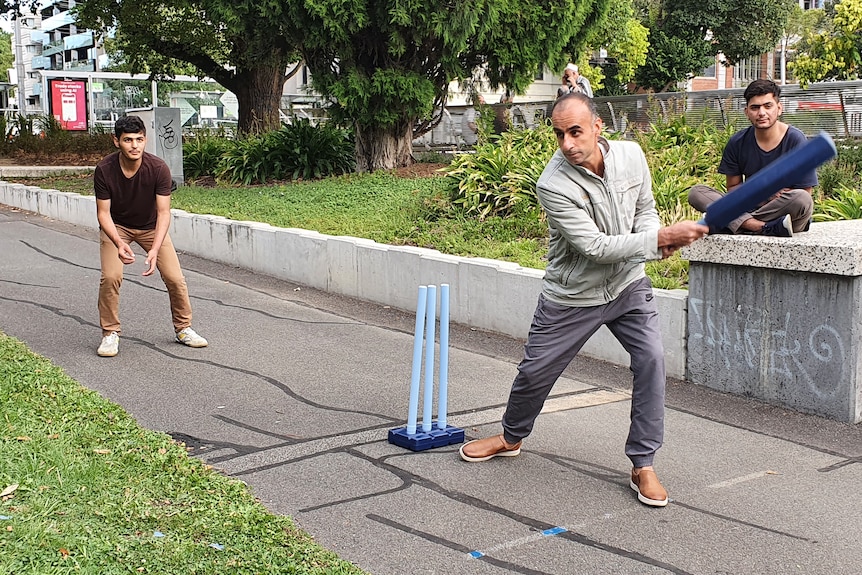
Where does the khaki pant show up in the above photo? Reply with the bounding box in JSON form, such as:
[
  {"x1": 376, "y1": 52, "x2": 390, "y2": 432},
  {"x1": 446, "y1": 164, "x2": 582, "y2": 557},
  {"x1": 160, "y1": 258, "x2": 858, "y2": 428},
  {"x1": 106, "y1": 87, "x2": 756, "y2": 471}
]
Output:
[{"x1": 98, "y1": 226, "x2": 192, "y2": 336}]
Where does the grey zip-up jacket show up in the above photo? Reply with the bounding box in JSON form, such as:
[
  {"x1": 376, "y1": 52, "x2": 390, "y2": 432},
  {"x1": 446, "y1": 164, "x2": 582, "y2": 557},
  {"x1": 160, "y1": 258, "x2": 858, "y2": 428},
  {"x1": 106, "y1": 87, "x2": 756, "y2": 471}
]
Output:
[{"x1": 537, "y1": 138, "x2": 662, "y2": 307}]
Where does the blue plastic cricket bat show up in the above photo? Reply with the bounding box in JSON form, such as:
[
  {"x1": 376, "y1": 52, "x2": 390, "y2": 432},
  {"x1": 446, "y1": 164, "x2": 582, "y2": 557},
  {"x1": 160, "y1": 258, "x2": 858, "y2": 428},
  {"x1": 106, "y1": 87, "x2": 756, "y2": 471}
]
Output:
[{"x1": 699, "y1": 132, "x2": 837, "y2": 230}]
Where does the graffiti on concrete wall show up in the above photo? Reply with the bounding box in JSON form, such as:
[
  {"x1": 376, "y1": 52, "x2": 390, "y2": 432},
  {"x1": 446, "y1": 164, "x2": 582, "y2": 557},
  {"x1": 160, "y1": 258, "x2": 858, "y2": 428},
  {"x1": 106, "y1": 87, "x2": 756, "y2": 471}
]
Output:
[
  {"x1": 689, "y1": 297, "x2": 846, "y2": 399},
  {"x1": 157, "y1": 117, "x2": 179, "y2": 150}
]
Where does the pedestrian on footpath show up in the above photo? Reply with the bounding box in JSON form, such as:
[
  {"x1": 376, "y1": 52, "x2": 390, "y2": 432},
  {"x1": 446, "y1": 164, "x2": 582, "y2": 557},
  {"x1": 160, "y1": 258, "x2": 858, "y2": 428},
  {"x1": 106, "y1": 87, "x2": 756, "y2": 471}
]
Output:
[
  {"x1": 459, "y1": 93, "x2": 708, "y2": 507},
  {"x1": 94, "y1": 115, "x2": 208, "y2": 357}
]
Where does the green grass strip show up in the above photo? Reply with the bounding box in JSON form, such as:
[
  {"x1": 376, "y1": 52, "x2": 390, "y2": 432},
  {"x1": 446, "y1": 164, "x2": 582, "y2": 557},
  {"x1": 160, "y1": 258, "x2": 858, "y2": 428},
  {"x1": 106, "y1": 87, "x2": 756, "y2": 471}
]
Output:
[{"x1": 0, "y1": 332, "x2": 366, "y2": 574}]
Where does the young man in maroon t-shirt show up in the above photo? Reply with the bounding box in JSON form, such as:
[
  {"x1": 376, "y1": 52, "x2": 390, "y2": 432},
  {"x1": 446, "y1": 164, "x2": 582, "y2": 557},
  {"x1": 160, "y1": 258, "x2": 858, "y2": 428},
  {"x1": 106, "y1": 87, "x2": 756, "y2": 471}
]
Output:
[{"x1": 93, "y1": 115, "x2": 207, "y2": 357}]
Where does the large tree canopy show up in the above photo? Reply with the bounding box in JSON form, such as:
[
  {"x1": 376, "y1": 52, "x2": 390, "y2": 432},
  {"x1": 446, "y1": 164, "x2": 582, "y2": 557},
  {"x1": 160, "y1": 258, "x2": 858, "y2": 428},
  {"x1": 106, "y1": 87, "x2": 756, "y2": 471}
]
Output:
[
  {"x1": 0, "y1": 31, "x2": 12, "y2": 82},
  {"x1": 65, "y1": 0, "x2": 299, "y2": 134},
  {"x1": 274, "y1": 0, "x2": 612, "y2": 171},
  {"x1": 633, "y1": 0, "x2": 795, "y2": 91},
  {"x1": 790, "y1": 0, "x2": 862, "y2": 85},
  {"x1": 76, "y1": 0, "x2": 302, "y2": 134},
  {"x1": 4, "y1": 0, "x2": 611, "y2": 170},
  {"x1": 580, "y1": 0, "x2": 650, "y2": 96}
]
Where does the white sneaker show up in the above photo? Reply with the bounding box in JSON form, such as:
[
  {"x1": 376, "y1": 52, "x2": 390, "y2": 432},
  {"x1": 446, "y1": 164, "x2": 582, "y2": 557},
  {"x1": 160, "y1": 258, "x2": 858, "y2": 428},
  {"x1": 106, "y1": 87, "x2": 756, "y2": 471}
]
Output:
[
  {"x1": 97, "y1": 331, "x2": 119, "y2": 357},
  {"x1": 175, "y1": 327, "x2": 208, "y2": 348}
]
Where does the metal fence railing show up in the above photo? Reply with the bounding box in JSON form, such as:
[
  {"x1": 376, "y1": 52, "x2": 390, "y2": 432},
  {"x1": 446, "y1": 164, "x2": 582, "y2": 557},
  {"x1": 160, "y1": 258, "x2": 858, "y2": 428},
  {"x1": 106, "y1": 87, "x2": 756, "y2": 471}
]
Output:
[
  {"x1": 414, "y1": 80, "x2": 862, "y2": 150},
  {"x1": 592, "y1": 80, "x2": 862, "y2": 138}
]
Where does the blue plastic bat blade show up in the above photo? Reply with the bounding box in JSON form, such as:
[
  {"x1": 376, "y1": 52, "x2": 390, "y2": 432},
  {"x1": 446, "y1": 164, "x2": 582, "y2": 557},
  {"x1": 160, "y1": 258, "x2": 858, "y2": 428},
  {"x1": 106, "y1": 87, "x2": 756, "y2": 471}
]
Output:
[{"x1": 700, "y1": 132, "x2": 837, "y2": 230}]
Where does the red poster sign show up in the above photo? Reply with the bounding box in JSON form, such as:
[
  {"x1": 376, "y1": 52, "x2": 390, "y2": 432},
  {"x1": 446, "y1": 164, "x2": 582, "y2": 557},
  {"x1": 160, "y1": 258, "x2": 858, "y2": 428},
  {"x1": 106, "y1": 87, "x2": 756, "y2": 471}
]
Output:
[{"x1": 49, "y1": 80, "x2": 88, "y2": 131}]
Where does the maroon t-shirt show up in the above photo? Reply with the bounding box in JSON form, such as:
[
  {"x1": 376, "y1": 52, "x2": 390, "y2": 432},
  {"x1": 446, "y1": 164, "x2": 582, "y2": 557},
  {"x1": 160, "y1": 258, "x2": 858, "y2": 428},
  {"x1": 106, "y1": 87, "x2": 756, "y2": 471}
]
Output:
[{"x1": 94, "y1": 151, "x2": 173, "y2": 230}]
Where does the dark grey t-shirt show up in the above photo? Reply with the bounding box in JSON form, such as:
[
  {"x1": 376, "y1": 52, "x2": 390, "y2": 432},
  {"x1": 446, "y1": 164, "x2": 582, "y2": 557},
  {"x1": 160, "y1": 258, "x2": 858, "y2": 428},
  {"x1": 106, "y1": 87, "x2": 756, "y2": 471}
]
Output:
[{"x1": 719, "y1": 125, "x2": 818, "y2": 189}]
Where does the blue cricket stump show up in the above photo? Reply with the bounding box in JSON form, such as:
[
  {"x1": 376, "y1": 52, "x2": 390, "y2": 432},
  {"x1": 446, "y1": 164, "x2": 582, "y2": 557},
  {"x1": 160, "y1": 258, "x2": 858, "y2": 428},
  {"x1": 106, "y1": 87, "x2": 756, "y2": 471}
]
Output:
[{"x1": 388, "y1": 283, "x2": 465, "y2": 451}]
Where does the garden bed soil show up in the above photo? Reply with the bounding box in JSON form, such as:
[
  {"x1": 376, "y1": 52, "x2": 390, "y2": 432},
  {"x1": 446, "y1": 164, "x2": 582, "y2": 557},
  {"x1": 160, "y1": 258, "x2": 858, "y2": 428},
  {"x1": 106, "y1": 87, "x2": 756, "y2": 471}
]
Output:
[{"x1": 0, "y1": 151, "x2": 107, "y2": 166}]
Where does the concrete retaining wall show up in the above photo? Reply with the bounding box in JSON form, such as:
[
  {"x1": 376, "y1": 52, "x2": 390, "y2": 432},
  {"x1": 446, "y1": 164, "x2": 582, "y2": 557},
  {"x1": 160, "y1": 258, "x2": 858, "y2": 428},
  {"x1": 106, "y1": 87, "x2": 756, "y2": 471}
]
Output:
[
  {"x1": 684, "y1": 223, "x2": 862, "y2": 424},
  {"x1": 0, "y1": 181, "x2": 689, "y2": 378}
]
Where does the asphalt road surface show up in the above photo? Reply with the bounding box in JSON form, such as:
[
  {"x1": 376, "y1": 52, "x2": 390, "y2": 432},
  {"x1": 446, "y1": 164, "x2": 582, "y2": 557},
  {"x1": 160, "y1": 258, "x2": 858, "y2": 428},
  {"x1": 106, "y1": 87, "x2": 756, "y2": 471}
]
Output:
[{"x1": 2, "y1": 203, "x2": 862, "y2": 575}]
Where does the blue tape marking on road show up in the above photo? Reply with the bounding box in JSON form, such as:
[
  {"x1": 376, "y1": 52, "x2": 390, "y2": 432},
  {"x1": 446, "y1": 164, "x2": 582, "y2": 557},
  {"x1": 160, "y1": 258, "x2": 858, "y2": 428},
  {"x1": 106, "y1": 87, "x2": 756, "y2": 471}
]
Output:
[
  {"x1": 541, "y1": 526, "x2": 567, "y2": 536},
  {"x1": 468, "y1": 550, "x2": 484, "y2": 558}
]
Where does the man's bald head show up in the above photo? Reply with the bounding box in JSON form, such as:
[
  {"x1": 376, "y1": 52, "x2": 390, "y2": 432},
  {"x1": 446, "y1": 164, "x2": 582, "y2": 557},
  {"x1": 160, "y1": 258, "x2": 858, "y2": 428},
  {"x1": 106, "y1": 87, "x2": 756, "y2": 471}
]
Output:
[
  {"x1": 551, "y1": 92, "x2": 597, "y2": 121},
  {"x1": 550, "y1": 92, "x2": 603, "y2": 173}
]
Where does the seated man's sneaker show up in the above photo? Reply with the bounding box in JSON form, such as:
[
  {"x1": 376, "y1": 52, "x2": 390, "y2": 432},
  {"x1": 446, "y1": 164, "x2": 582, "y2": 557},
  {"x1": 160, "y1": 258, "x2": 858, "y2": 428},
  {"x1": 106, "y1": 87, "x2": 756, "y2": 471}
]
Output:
[
  {"x1": 175, "y1": 327, "x2": 208, "y2": 348},
  {"x1": 761, "y1": 214, "x2": 793, "y2": 237},
  {"x1": 459, "y1": 434, "x2": 522, "y2": 462},
  {"x1": 630, "y1": 467, "x2": 668, "y2": 507},
  {"x1": 97, "y1": 331, "x2": 119, "y2": 357}
]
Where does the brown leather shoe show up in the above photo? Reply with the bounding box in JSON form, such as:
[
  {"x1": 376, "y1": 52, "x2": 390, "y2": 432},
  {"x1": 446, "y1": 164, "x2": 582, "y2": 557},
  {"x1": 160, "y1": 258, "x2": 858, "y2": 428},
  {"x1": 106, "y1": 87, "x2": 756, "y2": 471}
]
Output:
[
  {"x1": 459, "y1": 434, "x2": 522, "y2": 462},
  {"x1": 630, "y1": 467, "x2": 668, "y2": 507}
]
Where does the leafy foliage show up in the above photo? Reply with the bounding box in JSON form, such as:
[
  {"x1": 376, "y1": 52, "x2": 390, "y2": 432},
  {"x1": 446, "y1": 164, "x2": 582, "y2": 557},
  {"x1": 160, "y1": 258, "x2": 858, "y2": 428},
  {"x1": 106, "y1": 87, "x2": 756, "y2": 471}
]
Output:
[
  {"x1": 814, "y1": 139, "x2": 862, "y2": 221},
  {"x1": 584, "y1": 0, "x2": 650, "y2": 95},
  {"x1": 72, "y1": 0, "x2": 300, "y2": 134},
  {"x1": 790, "y1": 0, "x2": 862, "y2": 85},
  {"x1": 444, "y1": 102, "x2": 732, "y2": 227},
  {"x1": 194, "y1": 120, "x2": 355, "y2": 185},
  {"x1": 633, "y1": 0, "x2": 796, "y2": 91},
  {"x1": 815, "y1": 185, "x2": 862, "y2": 221},
  {"x1": 183, "y1": 131, "x2": 232, "y2": 181},
  {"x1": 624, "y1": 102, "x2": 731, "y2": 223},
  {"x1": 442, "y1": 123, "x2": 558, "y2": 220},
  {"x1": 285, "y1": 0, "x2": 613, "y2": 170},
  {"x1": 0, "y1": 114, "x2": 114, "y2": 158},
  {"x1": 779, "y1": 4, "x2": 831, "y2": 73},
  {"x1": 66, "y1": 0, "x2": 615, "y2": 169},
  {"x1": 0, "y1": 31, "x2": 12, "y2": 82},
  {"x1": 634, "y1": 29, "x2": 712, "y2": 92}
]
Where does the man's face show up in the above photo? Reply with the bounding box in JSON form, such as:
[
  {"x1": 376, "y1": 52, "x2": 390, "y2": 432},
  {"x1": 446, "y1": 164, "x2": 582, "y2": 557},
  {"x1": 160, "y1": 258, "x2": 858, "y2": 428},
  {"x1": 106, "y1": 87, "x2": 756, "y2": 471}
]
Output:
[
  {"x1": 552, "y1": 100, "x2": 602, "y2": 167},
  {"x1": 113, "y1": 131, "x2": 146, "y2": 161},
  {"x1": 563, "y1": 69, "x2": 578, "y2": 85},
  {"x1": 745, "y1": 94, "x2": 782, "y2": 130}
]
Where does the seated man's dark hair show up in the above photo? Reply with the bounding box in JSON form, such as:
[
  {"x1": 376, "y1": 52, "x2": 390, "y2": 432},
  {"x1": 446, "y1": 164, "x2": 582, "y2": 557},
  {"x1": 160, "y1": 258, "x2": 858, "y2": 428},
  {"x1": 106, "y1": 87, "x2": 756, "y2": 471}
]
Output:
[
  {"x1": 114, "y1": 115, "x2": 147, "y2": 138},
  {"x1": 743, "y1": 79, "x2": 781, "y2": 103}
]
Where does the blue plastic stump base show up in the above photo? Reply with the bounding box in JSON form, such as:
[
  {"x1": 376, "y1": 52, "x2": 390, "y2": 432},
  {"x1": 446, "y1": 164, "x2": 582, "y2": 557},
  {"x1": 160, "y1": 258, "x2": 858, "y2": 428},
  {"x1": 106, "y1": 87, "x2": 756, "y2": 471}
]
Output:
[{"x1": 388, "y1": 424, "x2": 465, "y2": 452}]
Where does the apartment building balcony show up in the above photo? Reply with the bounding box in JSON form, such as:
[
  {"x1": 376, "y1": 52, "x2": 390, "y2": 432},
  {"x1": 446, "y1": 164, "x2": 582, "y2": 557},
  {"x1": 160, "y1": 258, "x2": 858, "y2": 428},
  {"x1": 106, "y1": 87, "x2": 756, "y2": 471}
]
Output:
[
  {"x1": 41, "y1": 40, "x2": 64, "y2": 57},
  {"x1": 64, "y1": 32, "x2": 94, "y2": 51},
  {"x1": 31, "y1": 56, "x2": 51, "y2": 70},
  {"x1": 64, "y1": 59, "x2": 95, "y2": 72},
  {"x1": 29, "y1": 30, "x2": 49, "y2": 44},
  {"x1": 41, "y1": 11, "x2": 75, "y2": 32}
]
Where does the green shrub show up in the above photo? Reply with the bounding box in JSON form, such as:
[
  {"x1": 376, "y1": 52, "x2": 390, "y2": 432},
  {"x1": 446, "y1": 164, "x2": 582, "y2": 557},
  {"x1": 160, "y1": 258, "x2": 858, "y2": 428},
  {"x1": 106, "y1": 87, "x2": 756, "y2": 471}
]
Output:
[
  {"x1": 814, "y1": 184, "x2": 862, "y2": 221},
  {"x1": 414, "y1": 150, "x2": 450, "y2": 163},
  {"x1": 216, "y1": 120, "x2": 355, "y2": 185},
  {"x1": 0, "y1": 114, "x2": 114, "y2": 158},
  {"x1": 442, "y1": 123, "x2": 557, "y2": 220},
  {"x1": 218, "y1": 135, "x2": 272, "y2": 185},
  {"x1": 183, "y1": 131, "x2": 231, "y2": 180},
  {"x1": 817, "y1": 139, "x2": 862, "y2": 199},
  {"x1": 634, "y1": 114, "x2": 732, "y2": 224},
  {"x1": 264, "y1": 119, "x2": 355, "y2": 180}
]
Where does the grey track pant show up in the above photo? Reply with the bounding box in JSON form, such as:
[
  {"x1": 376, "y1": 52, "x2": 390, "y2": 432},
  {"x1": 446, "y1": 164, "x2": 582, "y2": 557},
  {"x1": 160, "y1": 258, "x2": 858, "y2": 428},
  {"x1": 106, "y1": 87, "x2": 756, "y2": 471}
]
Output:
[
  {"x1": 688, "y1": 184, "x2": 813, "y2": 233},
  {"x1": 501, "y1": 277, "x2": 665, "y2": 468}
]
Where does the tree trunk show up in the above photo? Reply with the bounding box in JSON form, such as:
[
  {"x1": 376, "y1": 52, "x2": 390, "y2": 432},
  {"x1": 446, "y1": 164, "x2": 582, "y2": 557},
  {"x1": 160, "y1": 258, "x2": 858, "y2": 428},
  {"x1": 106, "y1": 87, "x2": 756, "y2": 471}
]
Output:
[
  {"x1": 232, "y1": 64, "x2": 287, "y2": 135},
  {"x1": 354, "y1": 119, "x2": 414, "y2": 172}
]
